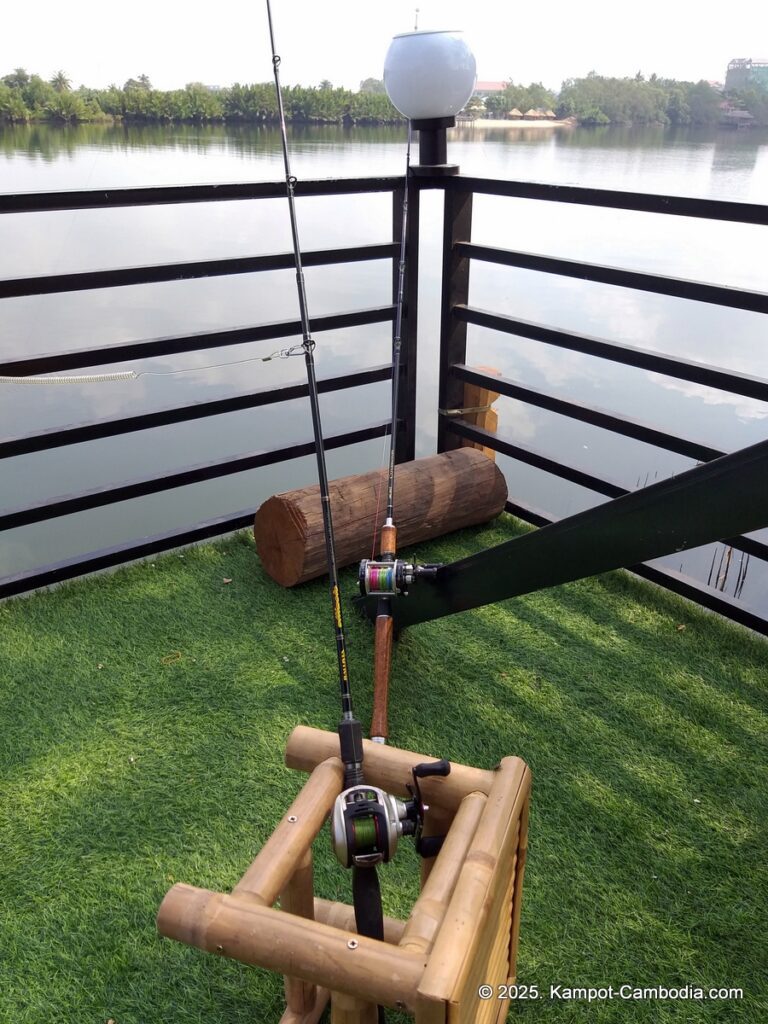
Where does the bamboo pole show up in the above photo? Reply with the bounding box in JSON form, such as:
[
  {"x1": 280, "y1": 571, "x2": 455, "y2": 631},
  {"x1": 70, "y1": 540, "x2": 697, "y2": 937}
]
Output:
[
  {"x1": 400, "y1": 792, "x2": 486, "y2": 955},
  {"x1": 233, "y1": 756, "x2": 343, "y2": 904},
  {"x1": 415, "y1": 993, "x2": 447, "y2": 1024},
  {"x1": 508, "y1": 795, "x2": 531, "y2": 982},
  {"x1": 285, "y1": 727, "x2": 496, "y2": 810},
  {"x1": 314, "y1": 899, "x2": 406, "y2": 945},
  {"x1": 279, "y1": 988, "x2": 329, "y2": 1024},
  {"x1": 331, "y1": 992, "x2": 379, "y2": 1024},
  {"x1": 281, "y1": 849, "x2": 316, "y2": 1016},
  {"x1": 157, "y1": 884, "x2": 425, "y2": 1012},
  {"x1": 417, "y1": 758, "x2": 531, "y2": 1005},
  {"x1": 459, "y1": 365, "x2": 501, "y2": 461}
]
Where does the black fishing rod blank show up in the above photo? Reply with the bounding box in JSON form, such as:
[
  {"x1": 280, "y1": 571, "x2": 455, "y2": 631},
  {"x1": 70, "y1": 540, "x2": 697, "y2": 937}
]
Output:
[{"x1": 265, "y1": 0, "x2": 363, "y2": 788}]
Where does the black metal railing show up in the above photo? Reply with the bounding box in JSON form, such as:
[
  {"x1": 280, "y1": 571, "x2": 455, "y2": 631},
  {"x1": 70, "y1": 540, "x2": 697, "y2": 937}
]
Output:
[
  {"x1": 0, "y1": 176, "x2": 418, "y2": 598},
  {"x1": 1, "y1": 172, "x2": 767, "y2": 633},
  {"x1": 434, "y1": 175, "x2": 768, "y2": 633}
]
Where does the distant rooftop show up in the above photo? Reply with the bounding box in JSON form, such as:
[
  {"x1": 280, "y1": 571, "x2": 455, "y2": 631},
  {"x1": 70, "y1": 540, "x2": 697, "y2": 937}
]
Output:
[{"x1": 474, "y1": 80, "x2": 508, "y2": 92}]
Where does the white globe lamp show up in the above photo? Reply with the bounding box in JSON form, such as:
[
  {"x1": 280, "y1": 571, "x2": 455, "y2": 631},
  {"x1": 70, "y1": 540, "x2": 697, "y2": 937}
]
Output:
[{"x1": 384, "y1": 30, "x2": 477, "y2": 174}]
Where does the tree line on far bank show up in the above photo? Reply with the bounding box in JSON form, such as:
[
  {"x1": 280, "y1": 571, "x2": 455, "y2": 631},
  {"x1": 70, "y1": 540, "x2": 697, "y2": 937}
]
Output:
[{"x1": 1, "y1": 67, "x2": 765, "y2": 127}]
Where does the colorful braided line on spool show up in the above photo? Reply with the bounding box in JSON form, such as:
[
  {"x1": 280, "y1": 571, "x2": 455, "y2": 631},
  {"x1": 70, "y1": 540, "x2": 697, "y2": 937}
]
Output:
[{"x1": 367, "y1": 564, "x2": 395, "y2": 594}]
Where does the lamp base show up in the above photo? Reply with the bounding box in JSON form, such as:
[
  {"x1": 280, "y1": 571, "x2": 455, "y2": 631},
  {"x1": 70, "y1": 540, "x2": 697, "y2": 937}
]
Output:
[
  {"x1": 411, "y1": 116, "x2": 459, "y2": 176},
  {"x1": 411, "y1": 164, "x2": 460, "y2": 177}
]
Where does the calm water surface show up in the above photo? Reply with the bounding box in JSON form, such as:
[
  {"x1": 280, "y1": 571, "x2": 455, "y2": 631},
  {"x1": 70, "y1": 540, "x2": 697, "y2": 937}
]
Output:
[{"x1": 1, "y1": 123, "x2": 767, "y2": 614}]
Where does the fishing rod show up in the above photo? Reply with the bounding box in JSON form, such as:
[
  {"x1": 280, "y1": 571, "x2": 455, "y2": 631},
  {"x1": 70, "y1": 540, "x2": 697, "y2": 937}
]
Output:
[
  {"x1": 265, "y1": 11, "x2": 452, "y2": 994},
  {"x1": 265, "y1": 2, "x2": 437, "y2": 963},
  {"x1": 265, "y1": 0, "x2": 363, "y2": 787},
  {"x1": 357, "y1": 127, "x2": 439, "y2": 743}
]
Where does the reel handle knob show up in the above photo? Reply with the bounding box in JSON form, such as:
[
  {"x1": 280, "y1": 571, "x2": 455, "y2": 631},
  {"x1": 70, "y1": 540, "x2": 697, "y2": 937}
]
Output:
[
  {"x1": 418, "y1": 834, "x2": 447, "y2": 859},
  {"x1": 413, "y1": 758, "x2": 451, "y2": 779}
]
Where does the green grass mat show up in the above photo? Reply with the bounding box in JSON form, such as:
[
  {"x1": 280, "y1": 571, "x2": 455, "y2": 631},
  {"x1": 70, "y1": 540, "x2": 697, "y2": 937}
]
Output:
[{"x1": 1, "y1": 516, "x2": 766, "y2": 1022}]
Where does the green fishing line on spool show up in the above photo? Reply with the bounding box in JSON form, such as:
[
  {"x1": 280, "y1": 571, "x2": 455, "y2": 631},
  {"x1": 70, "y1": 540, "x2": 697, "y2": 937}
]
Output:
[{"x1": 352, "y1": 816, "x2": 379, "y2": 851}]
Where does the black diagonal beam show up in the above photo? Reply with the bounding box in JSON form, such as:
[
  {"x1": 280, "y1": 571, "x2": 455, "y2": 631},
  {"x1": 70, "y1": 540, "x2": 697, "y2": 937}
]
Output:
[{"x1": 361, "y1": 437, "x2": 768, "y2": 629}]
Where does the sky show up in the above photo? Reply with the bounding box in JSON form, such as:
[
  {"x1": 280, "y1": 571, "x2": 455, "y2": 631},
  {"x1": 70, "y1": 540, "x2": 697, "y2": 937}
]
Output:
[{"x1": 2, "y1": 0, "x2": 767, "y2": 93}]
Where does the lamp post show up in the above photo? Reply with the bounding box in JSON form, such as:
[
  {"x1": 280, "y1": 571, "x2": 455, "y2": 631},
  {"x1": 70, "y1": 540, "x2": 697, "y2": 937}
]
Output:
[{"x1": 383, "y1": 29, "x2": 477, "y2": 176}]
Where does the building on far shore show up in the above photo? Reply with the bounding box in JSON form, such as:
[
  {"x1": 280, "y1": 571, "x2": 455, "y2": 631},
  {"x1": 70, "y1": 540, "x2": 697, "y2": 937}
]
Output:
[
  {"x1": 725, "y1": 58, "x2": 768, "y2": 92},
  {"x1": 474, "y1": 80, "x2": 507, "y2": 97}
]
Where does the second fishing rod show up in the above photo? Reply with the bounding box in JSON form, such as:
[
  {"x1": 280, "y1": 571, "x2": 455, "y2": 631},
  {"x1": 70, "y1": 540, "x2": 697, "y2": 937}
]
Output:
[{"x1": 266, "y1": 2, "x2": 452, "y2": 973}]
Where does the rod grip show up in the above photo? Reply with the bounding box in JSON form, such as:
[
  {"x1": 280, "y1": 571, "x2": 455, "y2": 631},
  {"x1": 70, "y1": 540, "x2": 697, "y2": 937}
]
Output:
[{"x1": 370, "y1": 614, "x2": 394, "y2": 741}]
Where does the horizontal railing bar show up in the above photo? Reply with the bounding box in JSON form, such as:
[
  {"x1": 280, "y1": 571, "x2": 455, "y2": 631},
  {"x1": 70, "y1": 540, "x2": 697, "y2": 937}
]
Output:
[
  {"x1": 451, "y1": 364, "x2": 724, "y2": 463},
  {"x1": 457, "y1": 242, "x2": 768, "y2": 315},
  {"x1": 0, "y1": 420, "x2": 390, "y2": 531},
  {"x1": 454, "y1": 419, "x2": 767, "y2": 563},
  {"x1": 442, "y1": 176, "x2": 768, "y2": 226},
  {"x1": 0, "y1": 177, "x2": 403, "y2": 214},
  {"x1": 0, "y1": 305, "x2": 395, "y2": 376},
  {"x1": 0, "y1": 364, "x2": 393, "y2": 459},
  {"x1": 456, "y1": 305, "x2": 768, "y2": 402},
  {"x1": 6, "y1": 177, "x2": 764, "y2": 226},
  {"x1": 450, "y1": 419, "x2": 625, "y2": 497},
  {"x1": 0, "y1": 508, "x2": 258, "y2": 601},
  {"x1": 504, "y1": 498, "x2": 768, "y2": 635},
  {"x1": 0, "y1": 243, "x2": 398, "y2": 299}
]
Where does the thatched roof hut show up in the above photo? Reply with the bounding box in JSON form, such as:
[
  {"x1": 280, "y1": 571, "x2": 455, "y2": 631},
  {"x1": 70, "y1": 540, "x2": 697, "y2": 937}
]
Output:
[
  {"x1": 508, "y1": 108, "x2": 523, "y2": 119},
  {"x1": 523, "y1": 108, "x2": 540, "y2": 120},
  {"x1": 544, "y1": 109, "x2": 557, "y2": 119}
]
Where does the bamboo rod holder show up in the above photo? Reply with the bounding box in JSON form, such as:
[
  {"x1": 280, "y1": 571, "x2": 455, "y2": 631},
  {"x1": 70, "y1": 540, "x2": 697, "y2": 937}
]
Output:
[{"x1": 158, "y1": 728, "x2": 531, "y2": 1024}]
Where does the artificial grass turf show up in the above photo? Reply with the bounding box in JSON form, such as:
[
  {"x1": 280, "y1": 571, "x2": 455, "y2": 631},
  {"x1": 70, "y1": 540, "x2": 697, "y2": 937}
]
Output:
[{"x1": 0, "y1": 515, "x2": 766, "y2": 1024}]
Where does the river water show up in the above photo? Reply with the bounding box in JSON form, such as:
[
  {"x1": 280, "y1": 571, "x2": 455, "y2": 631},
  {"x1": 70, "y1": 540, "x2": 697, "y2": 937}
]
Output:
[{"x1": 1, "y1": 122, "x2": 767, "y2": 615}]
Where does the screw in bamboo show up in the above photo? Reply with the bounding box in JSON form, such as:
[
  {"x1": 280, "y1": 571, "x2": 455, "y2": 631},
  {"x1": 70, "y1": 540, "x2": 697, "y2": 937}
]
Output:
[
  {"x1": 458, "y1": 365, "x2": 501, "y2": 461},
  {"x1": 285, "y1": 726, "x2": 497, "y2": 812}
]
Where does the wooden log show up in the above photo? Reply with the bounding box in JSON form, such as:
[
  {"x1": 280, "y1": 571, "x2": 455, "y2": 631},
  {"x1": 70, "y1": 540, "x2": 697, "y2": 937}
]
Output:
[
  {"x1": 254, "y1": 448, "x2": 507, "y2": 587},
  {"x1": 458, "y1": 366, "x2": 501, "y2": 461},
  {"x1": 286, "y1": 727, "x2": 496, "y2": 811},
  {"x1": 401, "y1": 792, "x2": 486, "y2": 955},
  {"x1": 157, "y1": 884, "x2": 425, "y2": 1012},
  {"x1": 233, "y1": 757, "x2": 343, "y2": 904},
  {"x1": 281, "y1": 850, "x2": 317, "y2": 1016}
]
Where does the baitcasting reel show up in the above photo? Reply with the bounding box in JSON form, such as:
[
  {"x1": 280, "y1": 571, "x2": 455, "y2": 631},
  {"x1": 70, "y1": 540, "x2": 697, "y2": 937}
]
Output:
[
  {"x1": 332, "y1": 759, "x2": 451, "y2": 868},
  {"x1": 358, "y1": 559, "x2": 441, "y2": 598}
]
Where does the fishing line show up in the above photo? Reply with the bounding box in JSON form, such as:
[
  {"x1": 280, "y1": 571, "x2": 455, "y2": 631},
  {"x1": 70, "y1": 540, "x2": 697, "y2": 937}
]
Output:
[{"x1": 0, "y1": 345, "x2": 305, "y2": 386}]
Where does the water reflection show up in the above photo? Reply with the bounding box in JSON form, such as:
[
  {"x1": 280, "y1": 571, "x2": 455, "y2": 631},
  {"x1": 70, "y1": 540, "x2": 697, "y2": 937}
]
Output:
[{"x1": 0, "y1": 123, "x2": 766, "y2": 617}]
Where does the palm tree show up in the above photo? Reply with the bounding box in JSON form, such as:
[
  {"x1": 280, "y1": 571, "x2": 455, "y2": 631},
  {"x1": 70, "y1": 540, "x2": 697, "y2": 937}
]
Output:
[{"x1": 50, "y1": 70, "x2": 71, "y2": 93}]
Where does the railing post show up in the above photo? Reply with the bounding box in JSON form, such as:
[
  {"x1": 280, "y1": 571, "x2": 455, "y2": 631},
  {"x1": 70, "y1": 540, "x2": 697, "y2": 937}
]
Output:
[
  {"x1": 393, "y1": 182, "x2": 419, "y2": 464},
  {"x1": 437, "y1": 187, "x2": 473, "y2": 454}
]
